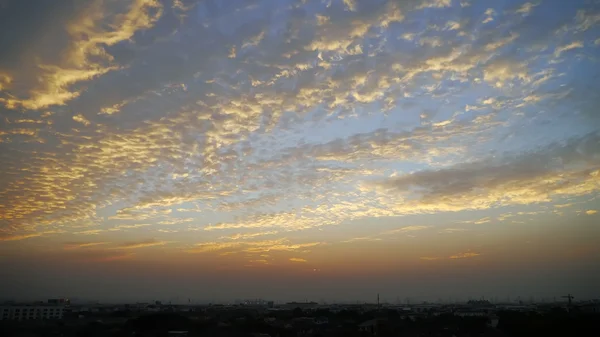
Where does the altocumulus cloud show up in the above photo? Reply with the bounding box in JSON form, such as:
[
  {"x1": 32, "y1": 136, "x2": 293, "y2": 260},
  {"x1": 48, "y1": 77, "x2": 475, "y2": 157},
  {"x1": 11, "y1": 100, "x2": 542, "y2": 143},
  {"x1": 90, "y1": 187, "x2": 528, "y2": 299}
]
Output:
[{"x1": 0, "y1": 0, "x2": 598, "y2": 253}]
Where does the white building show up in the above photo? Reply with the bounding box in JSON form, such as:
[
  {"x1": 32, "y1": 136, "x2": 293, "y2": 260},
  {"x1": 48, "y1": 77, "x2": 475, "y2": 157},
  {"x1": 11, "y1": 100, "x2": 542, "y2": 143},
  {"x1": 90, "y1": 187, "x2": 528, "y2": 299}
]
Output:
[{"x1": 0, "y1": 305, "x2": 65, "y2": 321}]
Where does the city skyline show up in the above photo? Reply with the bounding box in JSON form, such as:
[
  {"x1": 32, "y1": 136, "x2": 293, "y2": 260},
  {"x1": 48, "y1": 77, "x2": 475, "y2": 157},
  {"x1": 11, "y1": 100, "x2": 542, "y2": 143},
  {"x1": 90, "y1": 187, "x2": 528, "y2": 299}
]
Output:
[{"x1": 1, "y1": 0, "x2": 599, "y2": 302}]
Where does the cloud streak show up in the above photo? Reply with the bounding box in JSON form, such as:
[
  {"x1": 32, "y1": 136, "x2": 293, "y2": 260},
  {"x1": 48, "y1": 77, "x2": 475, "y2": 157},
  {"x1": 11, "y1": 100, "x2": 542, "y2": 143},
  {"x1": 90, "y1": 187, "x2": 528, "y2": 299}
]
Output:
[{"x1": 115, "y1": 239, "x2": 170, "y2": 249}]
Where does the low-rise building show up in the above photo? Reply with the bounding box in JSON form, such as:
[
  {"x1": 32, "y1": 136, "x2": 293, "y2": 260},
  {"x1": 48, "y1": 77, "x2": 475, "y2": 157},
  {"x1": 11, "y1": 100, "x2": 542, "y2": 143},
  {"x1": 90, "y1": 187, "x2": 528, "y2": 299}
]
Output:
[{"x1": 0, "y1": 305, "x2": 65, "y2": 321}]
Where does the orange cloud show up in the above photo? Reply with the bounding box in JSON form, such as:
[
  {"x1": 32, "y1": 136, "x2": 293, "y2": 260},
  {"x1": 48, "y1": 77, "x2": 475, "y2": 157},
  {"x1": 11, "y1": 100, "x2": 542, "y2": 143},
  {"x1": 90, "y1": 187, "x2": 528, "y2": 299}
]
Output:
[{"x1": 289, "y1": 258, "x2": 308, "y2": 263}]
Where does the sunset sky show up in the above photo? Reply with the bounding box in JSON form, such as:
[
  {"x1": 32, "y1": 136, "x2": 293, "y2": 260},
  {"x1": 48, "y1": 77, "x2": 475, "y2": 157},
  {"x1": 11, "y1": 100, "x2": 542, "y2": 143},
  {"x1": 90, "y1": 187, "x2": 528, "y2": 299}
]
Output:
[{"x1": 0, "y1": 0, "x2": 599, "y2": 303}]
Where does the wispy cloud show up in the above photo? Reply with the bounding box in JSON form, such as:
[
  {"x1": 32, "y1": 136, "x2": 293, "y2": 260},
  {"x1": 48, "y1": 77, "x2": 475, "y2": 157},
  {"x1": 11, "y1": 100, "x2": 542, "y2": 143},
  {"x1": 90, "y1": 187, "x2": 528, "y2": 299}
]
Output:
[
  {"x1": 421, "y1": 251, "x2": 481, "y2": 261},
  {"x1": 0, "y1": 230, "x2": 63, "y2": 242},
  {"x1": 108, "y1": 224, "x2": 151, "y2": 231},
  {"x1": 343, "y1": 226, "x2": 432, "y2": 243},
  {"x1": 554, "y1": 41, "x2": 584, "y2": 57},
  {"x1": 420, "y1": 257, "x2": 442, "y2": 261},
  {"x1": 385, "y1": 226, "x2": 432, "y2": 234},
  {"x1": 289, "y1": 258, "x2": 308, "y2": 263},
  {"x1": 440, "y1": 228, "x2": 468, "y2": 233},
  {"x1": 515, "y1": 2, "x2": 538, "y2": 15},
  {"x1": 219, "y1": 231, "x2": 279, "y2": 240},
  {"x1": 586, "y1": 210, "x2": 598, "y2": 215},
  {"x1": 449, "y1": 252, "x2": 481, "y2": 259},
  {"x1": 73, "y1": 229, "x2": 106, "y2": 235},
  {"x1": 115, "y1": 239, "x2": 170, "y2": 249},
  {"x1": 188, "y1": 239, "x2": 321, "y2": 254},
  {"x1": 0, "y1": 232, "x2": 43, "y2": 242},
  {"x1": 63, "y1": 242, "x2": 110, "y2": 249}
]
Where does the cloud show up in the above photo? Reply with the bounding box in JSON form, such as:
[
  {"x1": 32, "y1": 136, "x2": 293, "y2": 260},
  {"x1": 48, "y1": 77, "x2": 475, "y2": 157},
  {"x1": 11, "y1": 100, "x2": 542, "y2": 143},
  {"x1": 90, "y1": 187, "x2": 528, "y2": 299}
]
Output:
[
  {"x1": 420, "y1": 257, "x2": 442, "y2": 261},
  {"x1": 0, "y1": 0, "x2": 597, "y2": 253},
  {"x1": 289, "y1": 257, "x2": 308, "y2": 263},
  {"x1": 72, "y1": 114, "x2": 91, "y2": 126},
  {"x1": 343, "y1": 225, "x2": 431, "y2": 243},
  {"x1": 554, "y1": 41, "x2": 584, "y2": 57},
  {"x1": 449, "y1": 252, "x2": 481, "y2": 259},
  {"x1": 458, "y1": 217, "x2": 491, "y2": 225},
  {"x1": 220, "y1": 231, "x2": 279, "y2": 240},
  {"x1": 417, "y1": 0, "x2": 452, "y2": 10},
  {"x1": 115, "y1": 238, "x2": 169, "y2": 249},
  {"x1": 73, "y1": 229, "x2": 106, "y2": 235},
  {"x1": 0, "y1": 0, "x2": 163, "y2": 110},
  {"x1": 188, "y1": 238, "x2": 321, "y2": 254},
  {"x1": 108, "y1": 224, "x2": 151, "y2": 231},
  {"x1": 368, "y1": 132, "x2": 600, "y2": 214},
  {"x1": 482, "y1": 8, "x2": 495, "y2": 24},
  {"x1": 63, "y1": 241, "x2": 109, "y2": 249},
  {"x1": 342, "y1": 236, "x2": 383, "y2": 243},
  {"x1": 0, "y1": 229, "x2": 64, "y2": 241},
  {"x1": 343, "y1": 0, "x2": 358, "y2": 12},
  {"x1": 574, "y1": 9, "x2": 600, "y2": 32},
  {"x1": 0, "y1": 232, "x2": 43, "y2": 242},
  {"x1": 440, "y1": 228, "x2": 467, "y2": 233},
  {"x1": 515, "y1": 2, "x2": 538, "y2": 15},
  {"x1": 386, "y1": 225, "x2": 431, "y2": 234},
  {"x1": 483, "y1": 58, "x2": 529, "y2": 87},
  {"x1": 586, "y1": 210, "x2": 598, "y2": 215},
  {"x1": 0, "y1": 73, "x2": 11, "y2": 91},
  {"x1": 421, "y1": 251, "x2": 480, "y2": 260}
]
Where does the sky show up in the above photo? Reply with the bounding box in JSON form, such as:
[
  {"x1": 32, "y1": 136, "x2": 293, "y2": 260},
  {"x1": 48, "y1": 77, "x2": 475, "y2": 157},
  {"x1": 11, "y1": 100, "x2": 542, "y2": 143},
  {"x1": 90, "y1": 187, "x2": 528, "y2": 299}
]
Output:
[{"x1": 0, "y1": 0, "x2": 599, "y2": 304}]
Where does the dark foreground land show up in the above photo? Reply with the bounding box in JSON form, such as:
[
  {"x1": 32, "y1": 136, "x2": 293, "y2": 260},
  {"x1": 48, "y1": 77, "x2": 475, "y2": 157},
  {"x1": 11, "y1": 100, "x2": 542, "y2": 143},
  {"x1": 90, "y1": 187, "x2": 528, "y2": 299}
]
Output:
[{"x1": 1, "y1": 306, "x2": 598, "y2": 337}]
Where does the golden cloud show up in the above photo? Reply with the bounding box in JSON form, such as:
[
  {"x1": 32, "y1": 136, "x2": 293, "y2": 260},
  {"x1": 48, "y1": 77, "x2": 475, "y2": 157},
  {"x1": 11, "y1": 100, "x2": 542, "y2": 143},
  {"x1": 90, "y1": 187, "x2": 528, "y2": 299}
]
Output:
[
  {"x1": 0, "y1": 0, "x2": 163, "y2": 110},
  {"x1": 188, "y1": 238, "x2": 321, "y2": 254},
  {"x1": 289, "y1": 258, "x2": 308, "y2": 263},
  {"x1": 0, "y1": 72, "x2": 12, "y2": 91},
  {"x1": 72, "y1": 114, "x2": 91, "y2": 126}
]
